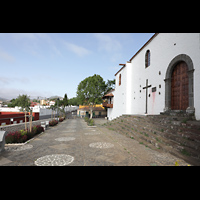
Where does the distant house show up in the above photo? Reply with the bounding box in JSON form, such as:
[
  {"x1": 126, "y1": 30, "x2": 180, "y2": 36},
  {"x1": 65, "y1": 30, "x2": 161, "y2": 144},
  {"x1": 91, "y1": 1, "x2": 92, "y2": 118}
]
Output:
[
  {"x1": 77, "y1": 104, "x2": 107, "y2": 118},
  {"x1": 49, "y1": 101, "x2": 55, "y2": 106},
  {"x1": 30, "y1": 102, "x2": 39, "y2": 107},
  {"x1": 102, "y1": 89, "x2": 115, "y2": 120},
  {"x1": 40, "y1": 99, "x2": 47, "y2": 105},
  {"x1": 102, "y1": 89, "x2": 115, "y2": 109}
]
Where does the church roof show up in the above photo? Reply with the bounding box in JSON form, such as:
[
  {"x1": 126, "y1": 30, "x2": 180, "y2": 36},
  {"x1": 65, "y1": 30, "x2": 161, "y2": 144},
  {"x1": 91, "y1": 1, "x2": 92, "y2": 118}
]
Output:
[{"x1": 115, "y1": 33, "x2": 159, "y2": 76}]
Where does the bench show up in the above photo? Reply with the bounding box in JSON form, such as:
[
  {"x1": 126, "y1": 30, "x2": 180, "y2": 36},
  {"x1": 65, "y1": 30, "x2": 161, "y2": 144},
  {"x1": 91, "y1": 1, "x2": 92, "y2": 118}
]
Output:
[
  {"x1": 41, "y1": 121, "x2": 49, "y2": 131},
  {"x1": 41, "y1": 122, "x2": 47, "y2": 131},
  {"x1": 46, "y1": 121, "x2": 49, "y2": 129},
  {"x1": 0, "y1": 131, "x2": 6, "y2": 152}
]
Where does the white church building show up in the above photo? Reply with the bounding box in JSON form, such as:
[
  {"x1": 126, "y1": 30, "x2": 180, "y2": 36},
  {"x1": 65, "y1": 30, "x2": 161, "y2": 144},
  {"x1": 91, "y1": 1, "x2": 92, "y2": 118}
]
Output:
[{"x1": 104, "y1": 33, "x2": 200, "y2": 121}]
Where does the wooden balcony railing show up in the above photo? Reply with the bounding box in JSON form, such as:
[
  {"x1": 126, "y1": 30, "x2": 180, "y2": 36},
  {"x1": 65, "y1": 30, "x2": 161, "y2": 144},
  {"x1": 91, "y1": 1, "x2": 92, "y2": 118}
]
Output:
[{"x1": 103, "y1": 102, "x2": 113, "y2": 108}]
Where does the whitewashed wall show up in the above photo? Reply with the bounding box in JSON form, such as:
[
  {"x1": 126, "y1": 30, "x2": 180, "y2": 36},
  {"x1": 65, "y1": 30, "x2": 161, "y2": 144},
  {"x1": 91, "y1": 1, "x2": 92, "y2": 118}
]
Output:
[
  {"x1": 108, "y1": 33, "x2": 200, "y2": 120},
  {"x1": 0, "y1": 105, "x2": 78, "y2": 116}
]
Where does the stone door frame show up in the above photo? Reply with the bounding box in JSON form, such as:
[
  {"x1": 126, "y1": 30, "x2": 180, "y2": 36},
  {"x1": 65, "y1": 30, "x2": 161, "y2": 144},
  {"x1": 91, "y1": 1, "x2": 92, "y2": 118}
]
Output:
[{"x1": 164, "y1": 54, "x2": 195, "y2": 114}]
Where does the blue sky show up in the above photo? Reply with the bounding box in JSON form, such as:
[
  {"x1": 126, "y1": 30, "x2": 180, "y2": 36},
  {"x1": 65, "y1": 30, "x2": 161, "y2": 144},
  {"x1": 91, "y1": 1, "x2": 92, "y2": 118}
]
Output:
[{"x1": 0, "y1": 33, "x2": 155, "y2": 100}]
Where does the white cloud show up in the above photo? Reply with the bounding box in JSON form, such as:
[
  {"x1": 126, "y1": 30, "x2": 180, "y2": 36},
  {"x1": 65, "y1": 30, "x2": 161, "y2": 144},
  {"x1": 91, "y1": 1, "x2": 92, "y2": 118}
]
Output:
[
  {"x1": 8, "y1": 33, "x2": 63, "y2": 58},
  {"x1": 0, "y1": 49, "x2": 15, "y2": 62},
  {"x1": 0, "y1": 87, "x2": 28, "y2": 99},
  {"x1": 0, "y1": 76, "x2": 10, "y2": 84},
  {"x1": 64, "y1": 42, "x2": 91, "y2": 57},
  {"x1": 0, "y1": 76, "x2": 30, "y2": 87},
  {"x1": 0, "y1": 86, "x2": 54, "y2": 100},
  {"x1": 93, "y1": 33, "x2": 122, "y2": 53},
  {"x1": 35, "y1": 33, "x2": 62, "y2": 57}
]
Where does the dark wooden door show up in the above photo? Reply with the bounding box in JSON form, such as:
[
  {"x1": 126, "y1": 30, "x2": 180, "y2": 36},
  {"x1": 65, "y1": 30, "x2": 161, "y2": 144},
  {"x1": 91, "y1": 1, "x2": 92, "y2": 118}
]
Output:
[{"x1": 171, "y1": 61, "x2": 189, "y2": 110}]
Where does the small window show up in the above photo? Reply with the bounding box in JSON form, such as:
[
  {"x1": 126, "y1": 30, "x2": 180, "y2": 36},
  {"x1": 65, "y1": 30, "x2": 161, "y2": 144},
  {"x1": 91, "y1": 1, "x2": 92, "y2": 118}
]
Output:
[
  {"x1": 145, "y1": 50, "x2": 151, "y2": 68},
  {"x1": 119, "y1": 74, "x2": 121, "y2": 86}
]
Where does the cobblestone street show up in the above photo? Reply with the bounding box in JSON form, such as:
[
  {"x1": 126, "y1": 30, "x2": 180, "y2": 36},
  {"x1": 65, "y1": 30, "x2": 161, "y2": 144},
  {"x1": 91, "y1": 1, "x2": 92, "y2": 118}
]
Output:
[{"x1": 0, "y1": 118, "x2": 190, "y2": 166}]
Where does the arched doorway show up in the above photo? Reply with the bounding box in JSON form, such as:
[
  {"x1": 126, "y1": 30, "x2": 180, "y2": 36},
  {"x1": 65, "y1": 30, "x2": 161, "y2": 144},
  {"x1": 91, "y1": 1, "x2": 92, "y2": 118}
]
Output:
[
  {"x1": 164, "y1": 54, "x2": 195, "y2": 114},
  {"x1": 171, "y1": 61, "x2": 189, "y2": 110}
]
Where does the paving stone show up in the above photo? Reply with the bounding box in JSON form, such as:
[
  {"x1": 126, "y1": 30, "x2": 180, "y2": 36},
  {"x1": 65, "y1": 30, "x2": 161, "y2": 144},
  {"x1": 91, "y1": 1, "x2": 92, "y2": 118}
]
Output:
[
  {"x1": 89, "y1": 142, "x2": 114, "y2": 149},
  {"x1": 35, "y1": 154, "x2": 74, "y2": 166},
  {"x1": 0, "y1": 117, "x2": 193, "y2": 166},
  {"x1": 55, "y1": 137, "x2": 76, "y2": 142}
]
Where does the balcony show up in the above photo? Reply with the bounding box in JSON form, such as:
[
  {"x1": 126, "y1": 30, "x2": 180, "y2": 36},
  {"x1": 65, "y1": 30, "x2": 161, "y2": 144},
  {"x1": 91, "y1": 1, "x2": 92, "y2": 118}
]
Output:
[{"x1": 103, "y1": 102, "x2": 113, "y2": 108}]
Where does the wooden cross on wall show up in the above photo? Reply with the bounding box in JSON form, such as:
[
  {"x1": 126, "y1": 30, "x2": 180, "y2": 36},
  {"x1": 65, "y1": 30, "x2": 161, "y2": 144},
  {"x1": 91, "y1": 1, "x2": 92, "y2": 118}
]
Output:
[{"x1": 143, "y1": 79, "x2": 152, "y2": 114}]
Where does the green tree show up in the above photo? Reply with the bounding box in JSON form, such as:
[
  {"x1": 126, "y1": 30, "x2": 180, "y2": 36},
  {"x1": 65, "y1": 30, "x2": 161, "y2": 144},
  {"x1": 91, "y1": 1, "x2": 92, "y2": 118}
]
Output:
[
  {"x1": 76, "y1": 74, "x2": 106, "y2": 119},
  {"x1": 68, "y1": 97, "x2": 79, "y2": 106},
  {"x1": 63, "y1": 93, "x2": 68, "y2": 107},
  {"x1": 59, "y1": 94, "x2": 68, "y2": 118},
  {"x1": 105, "y1": 79, "x2": 115, "y2": 94},
  {"x1": 49, "y1": 105, "x2": 56, "y2": 120},
  {"x1": 7, "y1": 98, "x2": 18, "y2": 107},
  {"x1": 17, "y1": 94, "x2": 31, "y2": 131}
]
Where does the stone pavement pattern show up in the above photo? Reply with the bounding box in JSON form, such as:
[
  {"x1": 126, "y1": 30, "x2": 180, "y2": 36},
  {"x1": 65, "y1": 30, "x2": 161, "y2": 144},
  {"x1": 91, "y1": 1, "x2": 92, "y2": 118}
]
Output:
[{"x1": 0, "y1": 118, "x2": 190, "y2": 166}]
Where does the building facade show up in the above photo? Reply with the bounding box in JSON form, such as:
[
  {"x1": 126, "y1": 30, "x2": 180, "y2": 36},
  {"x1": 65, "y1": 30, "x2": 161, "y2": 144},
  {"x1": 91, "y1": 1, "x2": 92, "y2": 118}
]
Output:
[
  {"x1": 77, "y1": 104, "x2": 107, "y2": 118},
  {"x1": 106, "y1": 33, "x2": 200, "y2": 120}
]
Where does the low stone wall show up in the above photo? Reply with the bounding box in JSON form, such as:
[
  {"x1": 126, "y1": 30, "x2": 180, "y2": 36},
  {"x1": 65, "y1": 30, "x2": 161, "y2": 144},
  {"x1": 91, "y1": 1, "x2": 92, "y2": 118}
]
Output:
[
  {"x1": 0, "y1": 111, "x2": 73, "y2": 136},
  {"x1": 0, "y1": 118, "x2": 52, "y2": 136}
]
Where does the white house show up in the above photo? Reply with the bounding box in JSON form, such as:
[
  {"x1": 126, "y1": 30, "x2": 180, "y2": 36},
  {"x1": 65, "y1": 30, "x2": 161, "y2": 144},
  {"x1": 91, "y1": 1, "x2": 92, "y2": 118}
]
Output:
[{"x1": 105, "y1": 33, "x2": 200, "y2": 121}]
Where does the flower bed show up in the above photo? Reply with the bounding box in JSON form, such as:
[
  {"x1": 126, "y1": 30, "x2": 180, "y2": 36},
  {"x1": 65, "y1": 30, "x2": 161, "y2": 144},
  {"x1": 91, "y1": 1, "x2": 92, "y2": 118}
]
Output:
[
  {"x1": 59, "y1": 117, "x2": 65, "y2": 122},
  {"x1": 49, "y1": 119, "x2": 58, "y2": 126},
  {"x1": 5, "y1": 125, "x2": 44, "y2": 144}
]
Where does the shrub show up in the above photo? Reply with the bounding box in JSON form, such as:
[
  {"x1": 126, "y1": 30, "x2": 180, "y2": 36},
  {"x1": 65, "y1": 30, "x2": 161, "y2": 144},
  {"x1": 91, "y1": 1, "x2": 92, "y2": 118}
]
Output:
[
  {"x1": 49, "y1": 120, "x2": 58, "y2": 126},
  {"x1": 5, "y1": 132, "x2": 15, "y2": 144},
  {"x1": 26, "y1": 131, "x2": 34, "y2": 140},
  {"x1": 6, "y1": 131, "x2": 28, "y2": 144},
  {"x1": 32, "y1": 126, "x2": 37, "y2": 134},
  {"x1": 84, "y1": 117, "x2": 89, "y2": 123},
  {"x1": 35, "y1": 125, "x2": 44, "y2": 134},
  {"x1": 5, "y1": 125, "x2": 44, "y2": 144},
  {"x1": 88, "y1": 119, "x2": 94, "y2": 126},
  {"x1": 84, "y1": 117, "x2": 94, "y2": 126},
  {"x1": 20, "y1": 129, "x2": 28, "y2": 136},
  {"x1": 59, "y1": 117, "x2": 64, "y2": 122}
]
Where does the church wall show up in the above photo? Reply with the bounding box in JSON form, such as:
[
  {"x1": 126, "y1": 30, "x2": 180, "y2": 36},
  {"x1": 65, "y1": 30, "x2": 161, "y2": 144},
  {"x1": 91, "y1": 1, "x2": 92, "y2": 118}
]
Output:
[
  {"x1": 109, "y1": 67, "x2": 127, "y2": 120},
  {"x1": 129, "y1": 34, "x2": 165, "y2": 115},
  {"x1": 125, "y1": 62, "x2": 133, "y2": 114},
  {"x1": 193, "y1": 34, "x2": 200, "y2": 120},
  {"x1": 130, "y1": 33, "x2": 200, "y2": 118},
  {"x1": 109, "y1": 33, "x2": 200, "y2": 120}
]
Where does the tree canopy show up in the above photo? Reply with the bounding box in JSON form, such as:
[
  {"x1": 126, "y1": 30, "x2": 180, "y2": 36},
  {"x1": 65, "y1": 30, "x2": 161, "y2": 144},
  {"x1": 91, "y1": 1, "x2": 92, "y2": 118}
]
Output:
[
  {"x1": 105, "y1": 79, "x2": 115, "y2": 94},
  {"x1": 17, "y1": 94, "x2": 31, "y2": 111},
  {"x1": 8, "y1": 95, "x2": 31, "y2": 110},
  {"x1": 76, "y1": 74, "x2": 107, "y2": 106}
]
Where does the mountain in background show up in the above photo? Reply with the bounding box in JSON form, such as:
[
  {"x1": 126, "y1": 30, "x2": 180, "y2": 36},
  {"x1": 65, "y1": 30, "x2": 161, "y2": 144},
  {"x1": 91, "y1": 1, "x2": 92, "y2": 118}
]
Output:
[
  {"x1": 49, "y1": 95, "x2": 64, "y2": 100},
  {"x1": 0, "y1": 95, "x2": 64, "y2": 102},
  {"x1": 0, "y1": 97, "x2": 9, "y2": 101}
]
